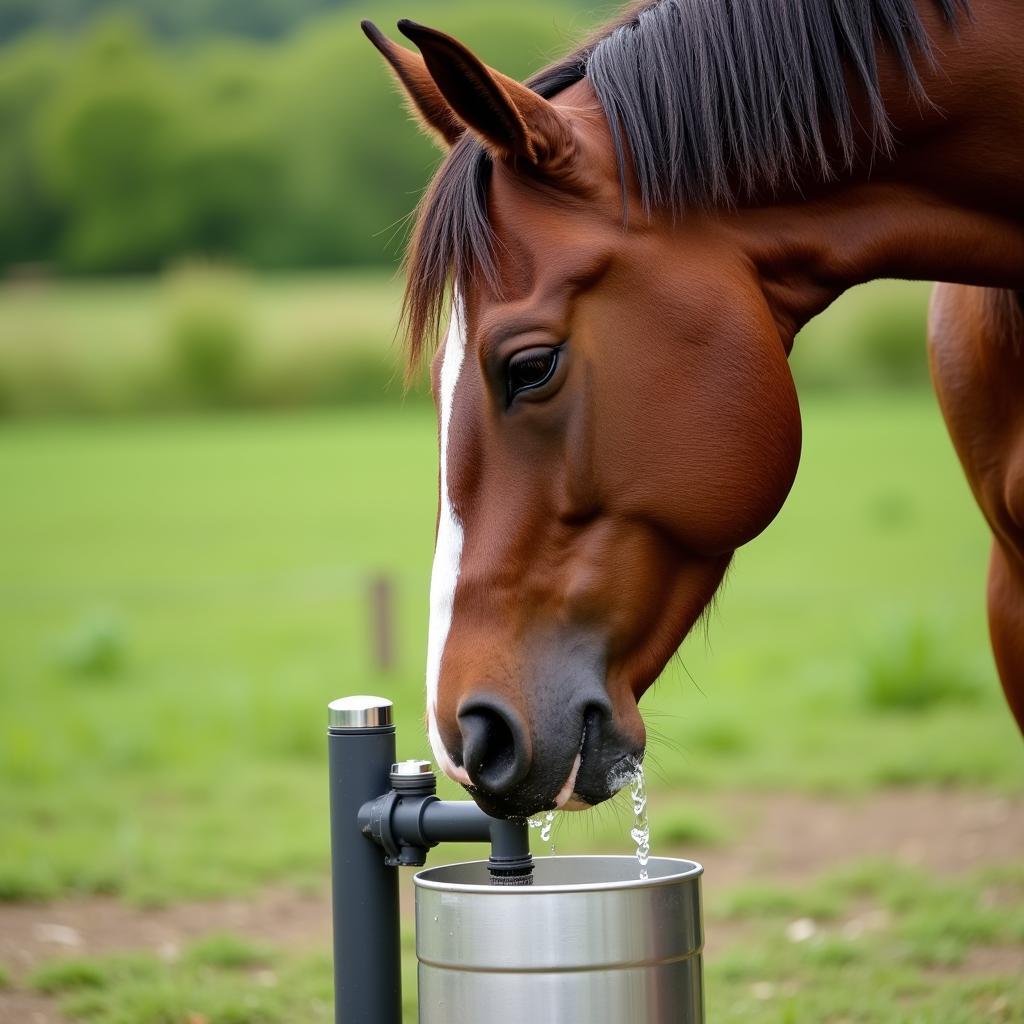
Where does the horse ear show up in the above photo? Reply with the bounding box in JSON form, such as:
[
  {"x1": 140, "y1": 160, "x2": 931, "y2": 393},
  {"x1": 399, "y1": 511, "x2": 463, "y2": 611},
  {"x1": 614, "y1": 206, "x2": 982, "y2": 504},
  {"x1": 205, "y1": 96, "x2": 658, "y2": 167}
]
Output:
[
  {"x1": 361, "y1": 20, "x2": 465, "y2": 148},
  {"x1": 397, "y1": 19, "x2": 576, "y2": 171}
]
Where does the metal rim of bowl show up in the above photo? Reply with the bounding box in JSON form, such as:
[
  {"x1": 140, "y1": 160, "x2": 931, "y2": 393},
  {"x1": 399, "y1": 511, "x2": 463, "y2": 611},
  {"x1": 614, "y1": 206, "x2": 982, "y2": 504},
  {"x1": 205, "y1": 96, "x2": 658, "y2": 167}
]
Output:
[{"x1": 414, "y1": 854, "x2": 704, "y2": 895}]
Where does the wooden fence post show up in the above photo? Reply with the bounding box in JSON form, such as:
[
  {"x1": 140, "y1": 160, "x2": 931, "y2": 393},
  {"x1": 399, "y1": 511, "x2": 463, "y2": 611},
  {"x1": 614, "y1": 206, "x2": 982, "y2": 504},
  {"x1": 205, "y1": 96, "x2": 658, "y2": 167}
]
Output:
[{"x1": 368, "y1": 573, "x2": 396, "y2": 673}]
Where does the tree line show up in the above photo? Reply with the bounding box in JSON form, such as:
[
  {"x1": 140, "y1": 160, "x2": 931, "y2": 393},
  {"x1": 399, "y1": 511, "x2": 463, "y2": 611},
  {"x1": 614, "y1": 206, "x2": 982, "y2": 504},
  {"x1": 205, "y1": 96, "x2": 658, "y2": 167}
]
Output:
[
  {"x1": 0, "y1": 0, "x2": 351, "y2": 46},
  {"x1": 0, "y1": 3, "x2": 590, "y2": 274},
  {"x1": 0, "y1": 0, "x2": 600, "y2": 46}
]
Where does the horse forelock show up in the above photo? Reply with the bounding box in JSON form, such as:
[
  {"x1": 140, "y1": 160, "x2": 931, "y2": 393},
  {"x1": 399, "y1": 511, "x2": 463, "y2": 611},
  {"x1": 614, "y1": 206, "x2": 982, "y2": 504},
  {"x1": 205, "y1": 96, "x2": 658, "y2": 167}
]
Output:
[{"x1": 401, "y1": 0, "x2": 972, "y2": 370}]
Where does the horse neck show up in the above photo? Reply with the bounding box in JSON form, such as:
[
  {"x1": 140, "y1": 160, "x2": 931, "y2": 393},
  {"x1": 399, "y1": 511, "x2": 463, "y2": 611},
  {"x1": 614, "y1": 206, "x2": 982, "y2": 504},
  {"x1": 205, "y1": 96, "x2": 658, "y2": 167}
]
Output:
[{"x1": 731, "y1": 0, "x2": 1024, "y2": 346}]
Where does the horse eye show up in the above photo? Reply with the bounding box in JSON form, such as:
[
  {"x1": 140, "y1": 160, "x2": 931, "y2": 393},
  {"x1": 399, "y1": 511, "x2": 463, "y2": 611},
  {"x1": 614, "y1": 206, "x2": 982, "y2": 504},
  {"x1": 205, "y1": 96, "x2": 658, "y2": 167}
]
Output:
[{"x1": 507, "y1": 347, "x2": 560, "y2": 402}]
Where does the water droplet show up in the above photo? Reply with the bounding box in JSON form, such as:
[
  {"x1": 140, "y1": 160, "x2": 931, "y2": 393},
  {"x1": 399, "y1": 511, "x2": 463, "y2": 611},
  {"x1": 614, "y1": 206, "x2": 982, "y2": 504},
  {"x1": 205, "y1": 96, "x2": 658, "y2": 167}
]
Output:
[
  {"x1": 528, "y1": 810, "x2": 557, "y2": 853},
  {"x1": 540, "y1": 810, "x2": 555, "y2": 844}
]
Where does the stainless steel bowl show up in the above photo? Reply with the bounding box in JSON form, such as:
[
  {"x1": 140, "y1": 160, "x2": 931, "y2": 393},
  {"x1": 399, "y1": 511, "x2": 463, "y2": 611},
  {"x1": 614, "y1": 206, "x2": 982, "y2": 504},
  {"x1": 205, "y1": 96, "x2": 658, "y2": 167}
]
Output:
[{"x1": 415, "y1": 855, "x2": 704, "y2": 1023}]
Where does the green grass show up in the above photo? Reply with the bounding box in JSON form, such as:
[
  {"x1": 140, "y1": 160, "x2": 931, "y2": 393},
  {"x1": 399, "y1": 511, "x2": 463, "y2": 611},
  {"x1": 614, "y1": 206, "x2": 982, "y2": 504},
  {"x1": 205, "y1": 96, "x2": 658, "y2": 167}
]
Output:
[
  {"x1": 13, "y1": 864, "x2": 1022, "y2": 1024},
  {"x1": 859, "y1": 618, "x2": 985, "y2": 712},
  {"x1": 0, "y1": 394, "x2": 1021, "y2": 904},
  {"x1": 29, "y1": 946, "x2": 339, "y2": 1023},
  {"x1": 32, "y1": 959, "x2": 110, "y2": 996},
  {"x1": 184, "y1": 935, "x2": 274, "y2": 971},
  {"x1": 26, "y1": 931, "x2": 418, "y2": 1024},
  {"x1": 704, "y1": 861, "x2": 1024, "y2": 1022}
]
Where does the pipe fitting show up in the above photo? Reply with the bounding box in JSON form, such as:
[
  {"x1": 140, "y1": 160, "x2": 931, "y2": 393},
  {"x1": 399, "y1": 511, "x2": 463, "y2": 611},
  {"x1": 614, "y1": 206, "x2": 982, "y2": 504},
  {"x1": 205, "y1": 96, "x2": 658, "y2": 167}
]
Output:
[{"x1": 358, "y1": 762, "x2": 533, "y2": 882}]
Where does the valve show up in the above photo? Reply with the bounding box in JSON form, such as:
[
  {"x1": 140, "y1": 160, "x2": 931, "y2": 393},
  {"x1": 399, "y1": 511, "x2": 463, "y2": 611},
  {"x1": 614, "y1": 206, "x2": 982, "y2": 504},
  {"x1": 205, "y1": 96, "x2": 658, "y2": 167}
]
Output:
[{"x1": 358, "y1": 759, "x2": 534, "y2": 882}]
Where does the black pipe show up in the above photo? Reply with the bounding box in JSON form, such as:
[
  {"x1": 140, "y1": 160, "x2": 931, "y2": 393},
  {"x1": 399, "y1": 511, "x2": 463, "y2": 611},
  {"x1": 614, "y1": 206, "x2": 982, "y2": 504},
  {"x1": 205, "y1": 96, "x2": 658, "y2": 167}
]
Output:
[
  {"x1": 328, "y1": 698, "x2": 402, "y2": 1024},
  {"x1": 486, "y1": 817, "x2": 535, "y2": 886},
  {"x1": 327, "y1": 698, "x2": 535, "y2": 1022},
  {"x1": 420, "y1": 800, "x2": 491, "y2": 843}
]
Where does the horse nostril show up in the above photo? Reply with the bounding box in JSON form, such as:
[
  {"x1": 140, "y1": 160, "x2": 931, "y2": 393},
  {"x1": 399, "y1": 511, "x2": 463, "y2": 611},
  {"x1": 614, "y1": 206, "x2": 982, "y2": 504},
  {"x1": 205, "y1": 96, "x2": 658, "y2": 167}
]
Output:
[{"x1": 458, "y1": 699, "x2": 531, "y2": 795}]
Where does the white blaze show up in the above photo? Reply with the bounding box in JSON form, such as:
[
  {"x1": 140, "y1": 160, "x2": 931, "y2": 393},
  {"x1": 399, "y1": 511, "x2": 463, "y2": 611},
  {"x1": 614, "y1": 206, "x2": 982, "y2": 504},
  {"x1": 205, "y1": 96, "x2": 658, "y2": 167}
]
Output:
[{"x1": 426, "y1": 298, "x2": 471, "y2": 786}]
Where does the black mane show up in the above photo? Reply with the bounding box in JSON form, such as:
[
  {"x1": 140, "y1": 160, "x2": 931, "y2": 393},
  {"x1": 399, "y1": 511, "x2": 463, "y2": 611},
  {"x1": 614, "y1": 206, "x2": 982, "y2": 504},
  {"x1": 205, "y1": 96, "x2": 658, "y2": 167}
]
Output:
[{"x1": 403, "y1": 0, "x2": 970, "y2": 363}]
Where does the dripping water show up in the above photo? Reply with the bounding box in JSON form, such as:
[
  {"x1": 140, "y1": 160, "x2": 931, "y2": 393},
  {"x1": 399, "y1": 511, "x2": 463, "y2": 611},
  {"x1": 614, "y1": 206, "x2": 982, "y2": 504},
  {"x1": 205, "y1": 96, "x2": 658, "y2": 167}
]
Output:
[
  {"x1": 528, "y1": 810, "x2": 557, "y2": 855},
  {"x1": 629, "y1": 760, "x2": 650, "y2": 880}
]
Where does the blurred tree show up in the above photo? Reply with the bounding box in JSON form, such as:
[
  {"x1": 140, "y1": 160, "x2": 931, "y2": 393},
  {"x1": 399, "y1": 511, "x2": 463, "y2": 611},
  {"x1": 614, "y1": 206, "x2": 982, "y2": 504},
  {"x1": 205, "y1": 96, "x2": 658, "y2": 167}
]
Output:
[
  {"x1": 269, "y1": 2, "x2": 584, "y2": 265},
  {"x1": 0, "y1": 0, "x2": 113, "y2": 43},
  {"x1": 269, "y1": 16, "x2": 438, "y2": 266},
  {"x1": 0, "y1": 3, "x2": 592, "y2": 272},
  {"x1": 0, "y1": 0, "x2": 37, "y2": 42},
  {"x1": 38, "y1": 17, "x2": 191, "y2": 271},
  {"x1": 0, "y1": 34, "x2": 65, "y2": 267},
  {"x1": 177, "y1": 44, "x2": 286, "y2": 263},
  {"x1": 0, "y1": 0, "x2": 604, "y2": 45}
]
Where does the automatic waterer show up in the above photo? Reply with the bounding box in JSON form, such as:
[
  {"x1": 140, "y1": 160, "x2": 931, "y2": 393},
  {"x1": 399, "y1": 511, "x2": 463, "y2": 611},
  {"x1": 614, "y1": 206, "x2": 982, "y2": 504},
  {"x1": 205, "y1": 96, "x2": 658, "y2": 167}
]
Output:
[{"x1": 327, "y1": 694, "x2": 705, "y2": 1023}]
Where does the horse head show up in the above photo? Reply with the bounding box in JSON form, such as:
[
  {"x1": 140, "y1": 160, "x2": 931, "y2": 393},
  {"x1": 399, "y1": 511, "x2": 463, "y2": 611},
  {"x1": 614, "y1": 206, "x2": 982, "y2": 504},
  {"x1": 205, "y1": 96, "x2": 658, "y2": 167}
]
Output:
[{"x1": 364, "y1": 18, "x2": 803, "y2": 817}]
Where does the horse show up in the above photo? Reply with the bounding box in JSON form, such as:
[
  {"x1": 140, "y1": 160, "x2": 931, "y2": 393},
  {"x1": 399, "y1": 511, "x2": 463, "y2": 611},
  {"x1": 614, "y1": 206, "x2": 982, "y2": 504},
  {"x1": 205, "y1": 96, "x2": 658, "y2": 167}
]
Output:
[{"x1": 362, "y1": 0, "x2": 1024, "y2": 820}]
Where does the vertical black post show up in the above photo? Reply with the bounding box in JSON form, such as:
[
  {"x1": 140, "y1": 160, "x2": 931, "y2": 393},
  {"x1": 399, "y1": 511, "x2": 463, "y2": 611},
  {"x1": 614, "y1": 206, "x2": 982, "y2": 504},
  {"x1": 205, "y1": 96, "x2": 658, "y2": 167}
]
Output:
[{"x1": 328, "y1": 696, "x2": 401, "y2": 1024}]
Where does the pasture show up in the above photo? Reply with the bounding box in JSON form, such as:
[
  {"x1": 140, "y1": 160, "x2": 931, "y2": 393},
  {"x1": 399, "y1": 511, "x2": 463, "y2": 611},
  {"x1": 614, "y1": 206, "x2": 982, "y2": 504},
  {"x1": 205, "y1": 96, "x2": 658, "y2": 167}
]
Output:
[
  {"x1": 4, "y1": 0, "x2": 1023, "y2": 1017},
  {"x1": 2, "y1": 377, "x2": 1023, "y2": 1021}
]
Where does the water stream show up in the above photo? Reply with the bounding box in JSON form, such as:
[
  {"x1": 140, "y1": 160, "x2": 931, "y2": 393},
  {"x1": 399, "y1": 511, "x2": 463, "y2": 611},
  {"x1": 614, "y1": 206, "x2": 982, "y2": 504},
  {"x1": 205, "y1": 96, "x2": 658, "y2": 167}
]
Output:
[
  {"x1": 629, "y1": 761, "x2": 650, "y2": 880},
  {"x1": 528, "y1": 762, "x2": 649, "y2": 878}
]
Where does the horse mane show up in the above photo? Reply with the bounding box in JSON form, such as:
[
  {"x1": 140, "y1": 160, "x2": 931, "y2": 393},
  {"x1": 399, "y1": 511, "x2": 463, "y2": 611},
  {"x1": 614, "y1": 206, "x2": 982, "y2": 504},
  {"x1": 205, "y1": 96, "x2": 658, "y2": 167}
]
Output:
[{"x1": 402, "y1": 0, "x2": 971, "y2": 367}]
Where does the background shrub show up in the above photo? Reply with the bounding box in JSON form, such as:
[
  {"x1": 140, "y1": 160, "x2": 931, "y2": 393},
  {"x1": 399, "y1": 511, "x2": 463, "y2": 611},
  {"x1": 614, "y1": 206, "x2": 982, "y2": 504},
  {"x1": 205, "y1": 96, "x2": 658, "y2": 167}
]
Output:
[
  {"x1": 163, "y1": 262, "x2": 249, "y2": 407},
  {"x1": 860, "y1": 618, "x2": 983, "y2": 713},
  {"x1": 856, "y1": 290, "x2": 930, "y2": 388},
  {"x1": 56, "y1": 608, "x2": 127, "y2": 679},
  {"x1": 791, "y1": 280, "x2": 933, "y2": 392}
]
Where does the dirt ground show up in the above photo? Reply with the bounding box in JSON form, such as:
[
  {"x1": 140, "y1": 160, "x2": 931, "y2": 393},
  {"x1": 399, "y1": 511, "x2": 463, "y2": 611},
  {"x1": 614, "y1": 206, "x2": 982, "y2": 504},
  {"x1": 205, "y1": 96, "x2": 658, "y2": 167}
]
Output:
[{"x1": 2, "y1": 788, "x2": 1022, "y2": 1024}]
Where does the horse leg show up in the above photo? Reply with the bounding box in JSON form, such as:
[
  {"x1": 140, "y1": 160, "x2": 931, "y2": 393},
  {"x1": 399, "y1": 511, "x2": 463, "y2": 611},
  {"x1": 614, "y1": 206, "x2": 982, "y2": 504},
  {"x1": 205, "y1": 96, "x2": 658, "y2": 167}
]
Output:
[
  {"x1": 928, "y1": 283, "x2": 1024, "y2": 733},
  {"x1": 988, "y1": 540, "x2": 1024, "y2": 730}
]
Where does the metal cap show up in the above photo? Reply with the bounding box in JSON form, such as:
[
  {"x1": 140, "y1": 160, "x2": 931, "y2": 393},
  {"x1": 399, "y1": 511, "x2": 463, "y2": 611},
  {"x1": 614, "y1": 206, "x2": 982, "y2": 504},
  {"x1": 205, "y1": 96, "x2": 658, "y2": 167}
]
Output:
[
  {"x1": 328, "y1": 695, "x2": 393, "y2": 730},
  {"x1": 392, "y1": 759, "x2": 433, "y2": 776}
]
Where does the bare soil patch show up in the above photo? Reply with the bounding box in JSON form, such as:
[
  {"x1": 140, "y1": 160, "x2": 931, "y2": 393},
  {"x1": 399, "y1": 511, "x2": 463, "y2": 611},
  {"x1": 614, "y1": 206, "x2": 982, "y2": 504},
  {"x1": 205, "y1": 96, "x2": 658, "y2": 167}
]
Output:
[
  {"x1": 691, "y1": 788, "x2": 1023, "y2": 888},
  {"x1": 0, "y1": 990, "x2": 64, "y2": 1024}
]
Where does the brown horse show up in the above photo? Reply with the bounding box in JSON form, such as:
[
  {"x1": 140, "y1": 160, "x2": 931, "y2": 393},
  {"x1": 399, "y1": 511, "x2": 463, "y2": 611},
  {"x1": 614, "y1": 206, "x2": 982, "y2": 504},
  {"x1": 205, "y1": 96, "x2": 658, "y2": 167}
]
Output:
[{"x1": 363, "y1": 0, "x2": 1024, "y2": 819}]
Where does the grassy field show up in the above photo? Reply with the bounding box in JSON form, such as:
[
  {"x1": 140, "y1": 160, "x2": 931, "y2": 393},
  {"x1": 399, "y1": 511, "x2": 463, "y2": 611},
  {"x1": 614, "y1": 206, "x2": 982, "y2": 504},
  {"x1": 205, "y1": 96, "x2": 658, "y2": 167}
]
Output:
[
  {"x1": 2, "y1": 394, "x2": 1021, "y2": 898},
  {"x1": 2, "y1": 387, "x2": 1023, "y2": 1019}
]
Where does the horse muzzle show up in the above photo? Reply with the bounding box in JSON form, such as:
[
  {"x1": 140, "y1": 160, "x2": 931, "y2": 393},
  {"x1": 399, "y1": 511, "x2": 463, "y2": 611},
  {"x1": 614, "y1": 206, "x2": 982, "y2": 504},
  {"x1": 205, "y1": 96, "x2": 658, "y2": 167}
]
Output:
[{"x1": 453, "y1": 689, "x2": 643, "y2": 820}]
